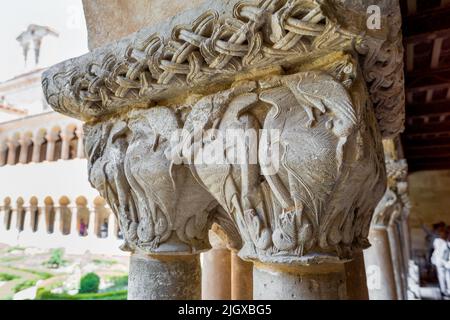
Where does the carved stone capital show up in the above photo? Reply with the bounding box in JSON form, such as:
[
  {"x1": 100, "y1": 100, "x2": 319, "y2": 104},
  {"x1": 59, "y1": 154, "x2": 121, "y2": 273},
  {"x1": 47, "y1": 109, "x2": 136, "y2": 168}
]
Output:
[
  {"x1": 42, "y1": 0, "x2": 405, "y2": 266},
  {"x1": 42, "y1": 0, "x2": 405, "y2": 138},
  {"x1": 372, "y1": 158, "x2": 410, "y2": 228}
]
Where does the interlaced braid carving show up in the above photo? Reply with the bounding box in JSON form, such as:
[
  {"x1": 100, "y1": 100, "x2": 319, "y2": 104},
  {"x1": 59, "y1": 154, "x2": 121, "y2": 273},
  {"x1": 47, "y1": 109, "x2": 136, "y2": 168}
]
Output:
[{"x1": 43, "y1": 0, "x2": 405, "y2": 139}]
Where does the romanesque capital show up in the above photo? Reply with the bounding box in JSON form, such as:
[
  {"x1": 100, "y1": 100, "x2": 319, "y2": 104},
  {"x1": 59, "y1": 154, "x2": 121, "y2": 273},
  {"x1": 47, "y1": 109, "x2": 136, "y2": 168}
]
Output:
[
  {"x1": 372, "y1": 158, "x2": 409, "y2": 228},
  {"x1": 42, "y1": 0, "x2": 405, "y2": 265}
]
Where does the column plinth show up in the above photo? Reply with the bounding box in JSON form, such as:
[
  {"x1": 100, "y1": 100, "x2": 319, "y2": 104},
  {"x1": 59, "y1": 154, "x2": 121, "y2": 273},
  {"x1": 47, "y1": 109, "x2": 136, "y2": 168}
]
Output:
[{"x1": 128, "y1": 253, "x2": 201, "y2": 300}]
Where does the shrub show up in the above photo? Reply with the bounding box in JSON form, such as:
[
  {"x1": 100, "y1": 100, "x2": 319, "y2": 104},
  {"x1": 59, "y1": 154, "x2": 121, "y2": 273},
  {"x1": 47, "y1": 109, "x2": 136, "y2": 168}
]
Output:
[
  {"x1": 111, "y1": 275, "x2": 128, "y2": 288},
  {"x1": 45, "y1": 249, "x2": 66, "y2": 269},
  {"x1": 14, "y1": 279, "x2": 37, "y2": 293},
  {"x1": 79, "y1": 273, "x2": 100, "y2": 294},
  {"x1": 36, "y1": 288, "x2": 127, "y2": 300},
  {"x1": 0, "y1": 273, "x2": 20, "y2": 281}
]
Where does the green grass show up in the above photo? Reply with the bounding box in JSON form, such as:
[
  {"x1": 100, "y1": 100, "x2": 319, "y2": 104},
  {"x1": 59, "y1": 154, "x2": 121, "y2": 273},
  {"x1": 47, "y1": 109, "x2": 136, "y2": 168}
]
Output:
[
  {"x1": 92, "y1": 258, "x2": 117, "y2": 266},
  {"x1": 103, "y1": 275, "x2": 128, "y2": 292},
  {"x1": 14, "y1": 279, "x2": 37, "y2": 293},
  {"x1": 6, "y1": 267, "x2": 53, "y2": 280},
  {"x1": 7, "y1": 246, "x2": 26, "y2": 253},
  {"x1": 35, "y1": 288, "x2": 127, "y2": 300},
  {"x1": 0, "y1": 256, "x2": 24, "y2": 263},
  {"x1": 0, "y1": 273, "x2": 20, "y2": 281}
]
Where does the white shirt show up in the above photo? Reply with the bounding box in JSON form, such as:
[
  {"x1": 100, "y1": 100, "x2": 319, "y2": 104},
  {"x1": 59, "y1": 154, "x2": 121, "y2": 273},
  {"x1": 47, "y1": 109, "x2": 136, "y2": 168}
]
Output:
[{"x1": 432, "y1": 238, "x2": 449, "y2": 267}]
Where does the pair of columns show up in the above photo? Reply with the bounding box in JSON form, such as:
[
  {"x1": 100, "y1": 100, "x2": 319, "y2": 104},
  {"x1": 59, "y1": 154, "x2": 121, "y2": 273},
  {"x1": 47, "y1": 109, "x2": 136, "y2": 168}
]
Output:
[
  {"x1": 364, "y1": 159, "x2": 411, "y2": 300},
  {"x1": 42, "y1": 0, "x2": 405, "y2": 300}
]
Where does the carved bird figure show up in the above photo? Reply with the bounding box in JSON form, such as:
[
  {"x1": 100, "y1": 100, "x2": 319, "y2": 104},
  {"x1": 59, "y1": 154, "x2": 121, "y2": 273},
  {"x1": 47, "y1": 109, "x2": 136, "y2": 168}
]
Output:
[
  {"x1": 124, "y1": 107, "x2": 179, "y2": 249},
  {"x1": 259, "y1": 71, "x2": 358, "y2": 251},
  {"x1": 84, "y1": 120, "x2": 138, "y2": 251}
]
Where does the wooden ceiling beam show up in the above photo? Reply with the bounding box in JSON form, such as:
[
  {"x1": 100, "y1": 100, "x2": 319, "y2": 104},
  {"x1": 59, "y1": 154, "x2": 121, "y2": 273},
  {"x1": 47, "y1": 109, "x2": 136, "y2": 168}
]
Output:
[
  {"x1": 406, "y1": 101, "x2": 450, "y2": 117},
  {"x1": 404, "y1": 5, "x2": 450, "y2": 39}
]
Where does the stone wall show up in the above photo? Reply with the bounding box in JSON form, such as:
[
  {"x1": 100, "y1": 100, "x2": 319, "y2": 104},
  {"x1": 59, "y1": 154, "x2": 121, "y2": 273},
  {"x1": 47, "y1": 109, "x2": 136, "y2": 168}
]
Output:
[
  {"x1": 83, "y1": 0, "x2": 206, "y2": 50},
  {"x1": 408, "y1": 170, "x2": 450, "y2": 227}
]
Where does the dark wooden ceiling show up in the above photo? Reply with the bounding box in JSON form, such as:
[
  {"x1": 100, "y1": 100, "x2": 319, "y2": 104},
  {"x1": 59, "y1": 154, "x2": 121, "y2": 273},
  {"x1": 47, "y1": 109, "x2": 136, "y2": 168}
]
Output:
[{"x1": 400, "y1": 0, "x2": 450, "y2": 172}]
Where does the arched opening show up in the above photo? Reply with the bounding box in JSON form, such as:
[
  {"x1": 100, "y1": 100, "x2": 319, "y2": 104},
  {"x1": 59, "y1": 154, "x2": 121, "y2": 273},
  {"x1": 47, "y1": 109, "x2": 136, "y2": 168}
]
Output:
[
  {"x1": 13, "y1": 143, "x2": 20, "y2": 165},
  {"x1": 69, "y1": 135, "x2": 78, "y2": 159},
  {"x1": 54, "y1": 134, "x2": 62, "y2": 161},
  {"x1": 26, "y1": 141, "x2": 34, "y2": 164},
  {"x1": 39, "y1": 139, "x2": 48, "y2": 162}
]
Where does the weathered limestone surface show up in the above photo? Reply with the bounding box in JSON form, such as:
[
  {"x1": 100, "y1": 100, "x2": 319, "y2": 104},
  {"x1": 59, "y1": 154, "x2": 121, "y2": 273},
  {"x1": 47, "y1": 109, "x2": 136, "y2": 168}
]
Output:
[
  {"x1": 128, "y1": 253, "x2": 201, "y2": 300},
  {"x1": 253, "y1": 263, "x2": 347, "y2": 300},
  {"x1": 43, "y1": 0, "x2": 406, "y2": 300}
]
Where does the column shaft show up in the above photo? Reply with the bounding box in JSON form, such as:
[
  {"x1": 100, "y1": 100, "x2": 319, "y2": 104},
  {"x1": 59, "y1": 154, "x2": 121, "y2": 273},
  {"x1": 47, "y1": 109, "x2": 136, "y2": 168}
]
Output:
[
  {"x1": 253, "y1": 263, "x2": 347, "y2": 300},
  {"x1": 364, "y1": 227, "x2": 398, "y2": 300},
  {"x1": 202, "y1": 248, "x2": 231, "y2": 300},
  {"x1": 231, "y1": 251, "x2": 253, "y2": 300},
  {"x1": 128, "y1": 253, "x2": 201, "y2": 300},
  {"x1": 344, "y1": 251, "x2": 369, "y2": 300}
]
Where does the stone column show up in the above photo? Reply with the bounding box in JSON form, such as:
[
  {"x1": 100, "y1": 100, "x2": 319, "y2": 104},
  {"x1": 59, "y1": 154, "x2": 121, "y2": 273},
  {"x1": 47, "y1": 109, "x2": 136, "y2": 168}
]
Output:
[
  {"x1": 75, "y1": 127, "x2": 84, "y2": 158},
  {"x1": 344, "y1": 251, "x2": 369, "y2": 300},
  {"x1": 254, "y1": 263, "x2": 347, "y2": 300},
  {"x1": 0, "y1": 142, "x2": 7, "y2": 166},
  {"x1": 388, "y1": 220, "x2": 407, "y2": 300},
  {"x1": 202, "y1": 230, "x2": 232, "y2": 300},
  {"x1": 31, "y1": 135, "x2": 45, "y2": 163},
  {"x1": 107, "y1": 213, "x2": 116, "y2": 239},
  {"x1": 364, "y1": 226, "x2": 398, "y2": 300},
  {"x1": 70, "y1": 203, "x2": 79, "y2": 236},
  {"x1": 61, "y1": 130, "x2": 75, "y2": 160},
  {"x1": 45, "y1": 132, "x2": 58, "y2": 161},
  {"x1": 16, "y1": 197, "x2": 25, "y2": 231},
  {"x1": 43, "y1": 0, "x2": 405, "y2": 300},
  {"x1": 29, "y1": 196, "x2": 39, "y2": 232},
  {"x1": 2, "y1": 197, "x2": 12, "y2": 230},
  {"x1": 18, "y1": 135, "x2": 32, "y2": 164},
  {"x1": 6, "y1": 140, "x2": 19, "y2": 165},
  {"x1": 44, "y1": 196, "x2": 55, "y2": 233},
  {"x1": 231, "y1": 251, "x2": 253, "y2": 300},
  {"x1": 87, "y1": 202, "x2": 97, "y2": 238},
  {"x1": 129, "y1": 253, "x2": 201, "y2": 300}
]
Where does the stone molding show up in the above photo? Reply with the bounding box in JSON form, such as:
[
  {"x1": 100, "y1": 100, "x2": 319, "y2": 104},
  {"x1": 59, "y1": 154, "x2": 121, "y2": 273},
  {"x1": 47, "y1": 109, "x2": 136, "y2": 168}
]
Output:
[{"x1": 42, "y1": 0, "x2": 405, "y2": 138}]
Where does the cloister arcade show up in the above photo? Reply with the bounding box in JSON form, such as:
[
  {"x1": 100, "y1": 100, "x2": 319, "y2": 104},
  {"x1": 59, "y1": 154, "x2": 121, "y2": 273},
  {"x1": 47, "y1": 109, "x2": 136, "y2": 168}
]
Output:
[{"x1": 0, "y1": 121, "x2": 85, "y2": 167}]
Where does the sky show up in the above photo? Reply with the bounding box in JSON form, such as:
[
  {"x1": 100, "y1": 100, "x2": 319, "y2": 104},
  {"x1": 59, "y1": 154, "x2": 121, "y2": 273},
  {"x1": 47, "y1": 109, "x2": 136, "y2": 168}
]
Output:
[{"x1": 0, "y1": 0, "x2": 88, "y2": 82}]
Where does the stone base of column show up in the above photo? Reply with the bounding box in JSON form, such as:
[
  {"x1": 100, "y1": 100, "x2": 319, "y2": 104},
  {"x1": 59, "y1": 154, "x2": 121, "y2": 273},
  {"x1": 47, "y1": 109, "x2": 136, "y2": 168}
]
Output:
[
  {"x1": 344, "y1": 252, "x2": 369, "y2": 300},
  {"x1": 231, "y1": 251, "x2": 253, "y2": 300},
  {"x1": 202, "y1": 248, "x2": 231, "y2": 300},
  {"x1": 253, "y1": 262, "x2": 347, "y2": 300},
  {"x1": 128, "y1": 253, "x2": 201, "y2": 300}
]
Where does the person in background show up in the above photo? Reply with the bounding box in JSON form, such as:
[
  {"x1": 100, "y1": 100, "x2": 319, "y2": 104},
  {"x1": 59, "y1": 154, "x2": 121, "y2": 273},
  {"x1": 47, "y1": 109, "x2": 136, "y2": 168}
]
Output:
[
  {"x1": 422, "y1": 221, "x2": 445, "y2": 264},
  {"x1": 444, "y1": 226, "x2": 450, "y2": 298},
  {"x1": 431, "y1": 225, "x2": 449, "y2": 297},
  {"x1": 100, "y1": 218, "x2": 108, "y2": 238},
  {"x1": 79, "y1": 219, "x2": 87, "y2": 236}
]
